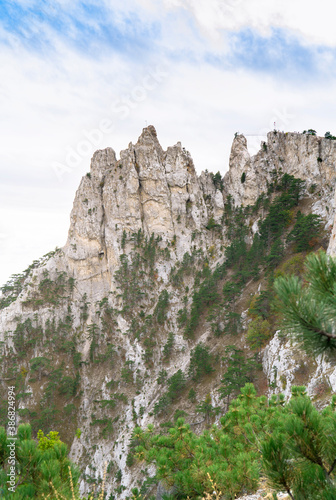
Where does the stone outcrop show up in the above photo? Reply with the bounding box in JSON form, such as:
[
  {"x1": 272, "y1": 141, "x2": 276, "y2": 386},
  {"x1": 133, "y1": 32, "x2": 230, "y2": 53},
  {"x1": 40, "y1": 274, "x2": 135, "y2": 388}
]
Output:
[
  {"x1": 64, "y1": 126, "x2": 212, "y2": 277},
  {"x1": 1, "y1": 126, "x2": 336, "y2": 498},
  {"x1": 224, "y1": 131, "x2": 336, "y2": 231}
]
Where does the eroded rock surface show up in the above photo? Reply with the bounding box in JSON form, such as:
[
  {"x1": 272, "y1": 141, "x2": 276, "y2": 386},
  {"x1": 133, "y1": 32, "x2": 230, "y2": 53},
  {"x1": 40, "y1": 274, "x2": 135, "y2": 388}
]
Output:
[{"x1": 1, "y1": 126, "x2": 336, "y2": 497}]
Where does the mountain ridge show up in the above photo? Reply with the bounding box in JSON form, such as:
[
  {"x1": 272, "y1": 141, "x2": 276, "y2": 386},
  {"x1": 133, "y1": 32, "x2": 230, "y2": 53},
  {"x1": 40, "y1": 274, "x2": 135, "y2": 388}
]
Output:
[{"x1": 1, "y1": 126, "x2": 336, "y2": 498}]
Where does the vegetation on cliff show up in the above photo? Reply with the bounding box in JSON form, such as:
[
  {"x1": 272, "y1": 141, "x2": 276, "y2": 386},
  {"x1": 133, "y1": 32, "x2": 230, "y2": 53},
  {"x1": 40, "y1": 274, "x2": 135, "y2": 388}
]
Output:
[{"x1": 0, "y1": 155, "x2": 331, "y2": 499}]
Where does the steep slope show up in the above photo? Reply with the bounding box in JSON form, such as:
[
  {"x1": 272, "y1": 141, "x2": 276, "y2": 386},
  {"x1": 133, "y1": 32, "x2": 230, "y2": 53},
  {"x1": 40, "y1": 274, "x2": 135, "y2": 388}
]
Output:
[{"x1": 1, "y1": 126, "x2": 336, "y2": 498}]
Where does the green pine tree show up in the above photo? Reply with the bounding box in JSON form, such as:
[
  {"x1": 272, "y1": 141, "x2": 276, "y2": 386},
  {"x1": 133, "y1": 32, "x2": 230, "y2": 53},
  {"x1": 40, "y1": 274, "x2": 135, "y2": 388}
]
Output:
[
  {"x1": 0, "y1": 423, "x2": 80, "y2": 499},
  {"x1": 196, "y1": 394, "x2": 220, "y2": 425},
  {"x1": 262, "y1": 386, "x2": 336, "y2": 499},
  {"x1": 188, "y1": 344, "x2": 215, "y2": 381},
  {"x1": 286, "y1": 211, "x2": 322, "y2": 251},
  {"x1": 219, "y1": 346, "x2": 258, "y2": 408}
]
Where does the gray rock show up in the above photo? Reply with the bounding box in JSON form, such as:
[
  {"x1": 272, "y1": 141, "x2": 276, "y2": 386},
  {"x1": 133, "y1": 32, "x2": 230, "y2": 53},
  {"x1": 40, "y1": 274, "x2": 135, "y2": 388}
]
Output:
[{"x1": 1, "y1": 126, "x2": 336, "y2": 499}]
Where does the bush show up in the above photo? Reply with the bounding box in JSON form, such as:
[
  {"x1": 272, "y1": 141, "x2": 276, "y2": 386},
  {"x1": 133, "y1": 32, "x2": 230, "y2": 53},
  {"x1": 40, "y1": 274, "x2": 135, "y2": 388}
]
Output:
[
  {"x1": 206, "y1": 217, "x2": 221, "y2": 231},
  {"x1": 155, "y1": 289, "x2": 169, "y2": 324},
  {"x1": 133, "y1": 384, "x2": 267, "y2": 498},
  {"x1": 211, "y1": 171, "x2": 224, "y2": 191},
  {"x1": 246, "y1": 317, "x2": 271, "y2": 354},
  {"x1": 196, "y1": 394, "x2": 220, "y2": 424},
  {"x1": 188, "y1": 344, "x2": 215, "y2": 382},
  {"x1": 223, "y1": 312, "x2": 241, "y2": 336},
  {"x1": 188, "y1": 388, "x2": 196, "y2": 403},
  {"x1": 274, "y1": 250, "x2": 336, "y2": 354},
  {"x1": 167, "y1": 370, "x2": 186, "y2": 400},
  {"x1": 185, "y1": 274, "x2": 219, "y2": 338},
  {"x1": 157, "y1": 369, "x2": 168, "y2": 385},
  {"x1": 219, "y1": 346, "x2": 259, "y2": 404},
  {"x1": 262, "y1": 388, "x2": 336, "y2": 499},
  {"x1": 162, "y1": 332, "x2": 174, "y2": 360}
]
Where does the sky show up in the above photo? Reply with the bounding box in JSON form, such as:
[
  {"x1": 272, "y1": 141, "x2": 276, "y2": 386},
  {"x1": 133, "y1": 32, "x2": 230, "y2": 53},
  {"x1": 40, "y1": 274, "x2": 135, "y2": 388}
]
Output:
[{"x1": 1, "y1": 0, "x2": 336, "y2": 285}]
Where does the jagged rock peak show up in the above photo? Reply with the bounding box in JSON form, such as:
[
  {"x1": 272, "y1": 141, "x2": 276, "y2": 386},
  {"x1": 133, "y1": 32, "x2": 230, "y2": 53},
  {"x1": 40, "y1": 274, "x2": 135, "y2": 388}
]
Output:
[
  {"x1": 136, "y1": 124, "x2": 161, "y2": 146},
  {"x1": 63, "y1": 126, "x2": 215, "y2": 283},
  {"x1": 225, "y1": 130, "x2": 336, "y2": 220},
  {"x1": 64, "y1": 126, "x2": 336, "y2": 280}
]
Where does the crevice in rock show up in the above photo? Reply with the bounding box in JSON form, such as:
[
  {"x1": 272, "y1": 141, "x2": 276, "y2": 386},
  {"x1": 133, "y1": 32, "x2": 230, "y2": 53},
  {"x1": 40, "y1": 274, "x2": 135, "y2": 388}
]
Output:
[
  {"x1": 98, "y1": 175, "x2": 108, "y2": 277},
  {"x1": 134, "y1": 149, "x2": 149, "y2": 236},
  {"x1": 318, "y1": 138, "x2": 322, "y2": 163}
]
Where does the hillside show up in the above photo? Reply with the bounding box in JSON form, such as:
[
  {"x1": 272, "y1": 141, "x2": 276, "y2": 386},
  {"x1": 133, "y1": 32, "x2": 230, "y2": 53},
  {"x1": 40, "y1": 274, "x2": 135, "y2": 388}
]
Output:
[{"x1": 1, "y1": 126, "x2": 336, "y2": 498}]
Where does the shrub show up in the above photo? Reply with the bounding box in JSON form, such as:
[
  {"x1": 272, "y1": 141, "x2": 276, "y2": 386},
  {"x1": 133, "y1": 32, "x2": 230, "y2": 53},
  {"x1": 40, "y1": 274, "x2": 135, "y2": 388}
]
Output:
[
  {"x1": 155, "y1": 289, "x2": 169, "y2": 324},
  {"x1": 157, "y1": 369, "x2": 168, "y2": 385},
  {"x1": 121, "y1": 361, "x2": 134, "y2": 384},
  {"x1": 188, "y1": 388, "x2": 196, "y2": 403},
  {"x1": 188, "y1": 344, "x2": 215, "y2": 382},
  {"x1": 246, "y1": 317, "x2": 271, "y2": 354},
  {"x1": 274, "y1": 250, "x2": 336, "y2": 354},
  {"x1": 211, "y1": 172, "x2": 224, "y2": 191},
  {"x1": 206, "y1": 217, "x2": 220, "y2": 231},
  {"x1": 162, "y1": 332, "x2": 174, "y2": 360},
  {"x1": 167, "y1": 370, "x2": 186, "y2": 400},
  {"x1": 219, "y1": 346, "x2": 259, "y2": 405},
  {"x1": 135, "y1": 384, "x2": 336, "y2": 499},
  {"x1": 196, "y1": 394, "x2": 220, "y2": 424}
]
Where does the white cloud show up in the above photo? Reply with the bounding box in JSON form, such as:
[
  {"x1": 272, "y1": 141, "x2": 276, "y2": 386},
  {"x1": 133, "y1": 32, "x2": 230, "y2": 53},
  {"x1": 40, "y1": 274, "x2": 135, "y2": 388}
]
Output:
[
  {"x1": 160, "y1": 0, "x2": 336, "y2": 47},
  {"x1": 2, "y1": 0, "x2": 336, "y2": 285},
  {"x1": 11, "y1": 0, "x2": 336, "y2": 48}
]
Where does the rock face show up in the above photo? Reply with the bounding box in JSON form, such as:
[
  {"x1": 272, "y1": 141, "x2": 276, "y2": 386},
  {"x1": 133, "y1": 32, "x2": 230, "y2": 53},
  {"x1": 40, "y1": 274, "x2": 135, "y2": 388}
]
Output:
[
  {"x1": 65, "y1": 126, "x2": 209, "y2": 270},
  {"x1": 1, "y1": 126, "x2": 336, "y2": 497},
  {"x1": 225, "y1": 131, "x2": 336, "y2": 230}
]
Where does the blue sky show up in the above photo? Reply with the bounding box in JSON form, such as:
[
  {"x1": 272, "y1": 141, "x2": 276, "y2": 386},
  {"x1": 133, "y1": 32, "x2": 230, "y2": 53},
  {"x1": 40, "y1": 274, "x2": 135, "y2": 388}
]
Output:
[
  {"x1": 0, "y1": 1, "x2": 160, "y2": 56},
  {"x1": 1, "y1": 1, "x2": 335, "y2": 74},
  {"x1": 1, "y1": 0, "x2": 336, "y2": 284}
]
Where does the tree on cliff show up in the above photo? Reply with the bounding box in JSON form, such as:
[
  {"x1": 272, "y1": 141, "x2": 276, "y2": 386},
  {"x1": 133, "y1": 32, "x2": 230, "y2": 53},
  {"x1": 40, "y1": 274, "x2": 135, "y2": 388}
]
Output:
[{"x1": 286, "y1": 211, "x2": 322, "y2": 252}]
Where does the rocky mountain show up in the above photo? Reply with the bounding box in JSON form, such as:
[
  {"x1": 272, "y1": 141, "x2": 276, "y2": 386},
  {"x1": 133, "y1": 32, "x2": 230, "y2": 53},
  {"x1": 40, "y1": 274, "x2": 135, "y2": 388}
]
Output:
[{"x1": 1, "y1": 125, "x2": 336, "y2": 498}]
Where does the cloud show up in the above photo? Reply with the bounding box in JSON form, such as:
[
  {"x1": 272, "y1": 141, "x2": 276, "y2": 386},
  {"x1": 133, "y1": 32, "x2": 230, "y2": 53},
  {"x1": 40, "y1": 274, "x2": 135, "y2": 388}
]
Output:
[
  {"x1": 1, "y1": 0, "x2": 336, "y2": 285},
  {"x1": 0, "y1": 0, "x2": 160, "y2": 57},
  {"x1": 2, "y1": 0, "x2": 336, "y2": 81},
  {"x1": 6, "y1": 0, "x2": 336, "y2": 51},
  {"x1": 162, "y1": 0, "x2": 336, "y2": 47}
]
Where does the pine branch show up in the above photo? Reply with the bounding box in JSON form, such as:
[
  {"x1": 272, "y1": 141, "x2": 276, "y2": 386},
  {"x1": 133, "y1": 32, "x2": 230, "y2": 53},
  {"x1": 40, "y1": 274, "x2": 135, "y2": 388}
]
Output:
[{"x1": 299, "y1": 315, "x2": 336, "y2": 341}]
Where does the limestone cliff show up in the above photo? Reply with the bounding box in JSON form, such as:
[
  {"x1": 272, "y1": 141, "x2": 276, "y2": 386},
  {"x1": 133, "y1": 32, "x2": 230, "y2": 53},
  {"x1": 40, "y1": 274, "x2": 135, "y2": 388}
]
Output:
[
  {"x1": 64, "y1": 126, "x2": 210, "y2": 278},
  {"x1": 225, "y1": 131, "x2": 336, "y2": 228},
  {"x1": 1, "y1": 126, "x2": 336, "y2": 498}
]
